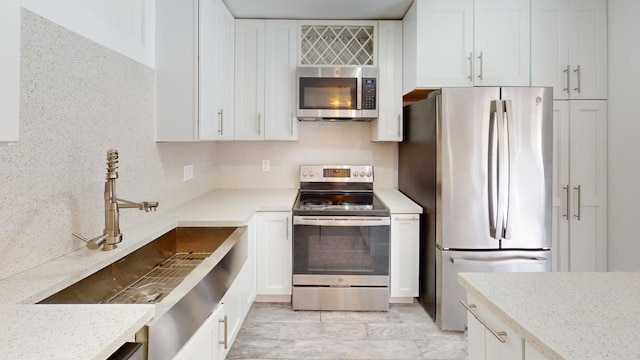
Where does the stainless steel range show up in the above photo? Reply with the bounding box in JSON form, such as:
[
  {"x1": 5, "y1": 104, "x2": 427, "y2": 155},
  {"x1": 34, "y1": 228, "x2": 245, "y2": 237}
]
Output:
[{"x1": 292, "y1": 165, "x2": 390, "y2": 311}]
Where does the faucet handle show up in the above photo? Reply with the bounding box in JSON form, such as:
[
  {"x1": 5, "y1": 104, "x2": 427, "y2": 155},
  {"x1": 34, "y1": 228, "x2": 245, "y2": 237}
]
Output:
[
  {"x1": 73, "y1": 233, "x2": 108, "y2": 250},
  {"x1": 141, "y1": 201, "x2": 159, "y2": 212}
]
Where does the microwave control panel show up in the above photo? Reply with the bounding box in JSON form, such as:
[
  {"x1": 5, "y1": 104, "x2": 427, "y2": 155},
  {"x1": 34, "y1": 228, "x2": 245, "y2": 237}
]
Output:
[{"x1": 363, "y1": 78, "x2": 377, "y2": 110}]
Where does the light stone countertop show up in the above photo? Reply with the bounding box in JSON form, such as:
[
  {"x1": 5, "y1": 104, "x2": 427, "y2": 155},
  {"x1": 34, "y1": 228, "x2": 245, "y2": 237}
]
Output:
[
  {"x1": 1, "y1": 304, "x2": 154, "y2": 360},
  {"x1": 0, "y1": 187, "x2": 416, "y2": 360},
  {"x1": 458, "y1": 272, "x2": 640, "y2": 360},
  {"x1": 375, "y1": 188, "x2": 423, "y2": 214}
]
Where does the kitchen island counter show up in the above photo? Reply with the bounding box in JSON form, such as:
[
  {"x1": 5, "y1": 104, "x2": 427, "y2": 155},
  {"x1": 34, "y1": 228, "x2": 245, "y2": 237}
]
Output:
[{"x1": 459, "y1": 272, "x2": 640, "y2": 359}]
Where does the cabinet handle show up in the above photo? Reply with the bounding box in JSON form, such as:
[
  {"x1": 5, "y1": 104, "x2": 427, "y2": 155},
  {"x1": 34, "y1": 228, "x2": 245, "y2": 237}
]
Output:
[
  {"x1": 563, "y1": 65, "x2": 571, "y2": 94},
  {"x1": 218, "y1": 109, "x2": 224, "y2": 135},
  {"x1": 460, "y1": 301, "x2": 507, "y2": 343},
  {"x1": 573, "y1": 65, "x2": 581, "y2": 93},
  {"x1": 257, "y1": 113, "x2": 262, "y2": 135},
  {"x1": 467, "y1": 52, "x2": 473, "y2": 81},
  {"x1": 562, "y1": 185, "x2": 569, "y2": 219},
  {"x1": 218, "y1": 315, "x2": 228, "y2": 349},
  {"x1": 286, "y1": 217, "x2": 289, "y2": 239},
  {"x1": 477, "y1": 51, "x2": 484, "y2": 81},
  {"x1": 573, "y1": 185, "x2": 581, "y2": 221},
  {"x1": 290, "y1": 113, "x2": 294, "y2": 135},
  {"x1": 397, "y1": 114, "x2": 401, "y2": 138}
]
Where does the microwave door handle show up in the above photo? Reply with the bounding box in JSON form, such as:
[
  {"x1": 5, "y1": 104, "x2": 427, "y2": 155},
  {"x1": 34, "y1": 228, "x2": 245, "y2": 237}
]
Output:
[{"x1": 356, "y1": 73, "x2": 363, "y2": 110}]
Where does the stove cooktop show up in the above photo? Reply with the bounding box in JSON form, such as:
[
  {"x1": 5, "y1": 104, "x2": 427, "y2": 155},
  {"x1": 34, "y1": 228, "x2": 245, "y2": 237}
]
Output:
[{"x1": 292, "y1": 191, "x2": 389, "y2": 217}]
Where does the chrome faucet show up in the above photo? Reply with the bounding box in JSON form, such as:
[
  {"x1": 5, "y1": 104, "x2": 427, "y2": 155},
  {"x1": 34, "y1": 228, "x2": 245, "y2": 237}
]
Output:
[{"x1": 73, "y1": 149, "x2": 158, "y2": 251}]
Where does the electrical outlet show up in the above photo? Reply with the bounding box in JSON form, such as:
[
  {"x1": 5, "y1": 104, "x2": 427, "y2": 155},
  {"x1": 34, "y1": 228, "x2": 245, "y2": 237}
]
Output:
[
  {"x1": 262, "y1": 160, "x2": 270, "y2": 172},
  {"x1": 183, "y1": 164, "x2": 194, "y2": 181}
]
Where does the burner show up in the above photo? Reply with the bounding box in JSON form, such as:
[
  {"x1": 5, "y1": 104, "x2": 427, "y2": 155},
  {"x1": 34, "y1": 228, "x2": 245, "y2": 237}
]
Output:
[{"x1": 301, "y1": 199, "x2": 332, "y2": 208}]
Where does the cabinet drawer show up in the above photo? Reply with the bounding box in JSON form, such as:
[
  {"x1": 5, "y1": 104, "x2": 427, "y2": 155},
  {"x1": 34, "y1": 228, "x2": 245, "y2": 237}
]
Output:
[{"x1": 466, "y1": 294, "x2": 523, "y2": 359}]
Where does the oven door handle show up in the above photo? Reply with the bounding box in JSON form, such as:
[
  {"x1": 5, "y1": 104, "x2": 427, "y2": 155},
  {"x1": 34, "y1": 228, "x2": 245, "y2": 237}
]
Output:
[{"x1": 293, "y1": 216, "x2": 390, "y2": 227}]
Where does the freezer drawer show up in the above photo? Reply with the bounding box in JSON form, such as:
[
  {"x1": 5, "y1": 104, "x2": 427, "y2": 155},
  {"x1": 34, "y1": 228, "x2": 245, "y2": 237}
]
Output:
[{"x1": 436, "y1": 248, "x2": 551, "y2": 331}]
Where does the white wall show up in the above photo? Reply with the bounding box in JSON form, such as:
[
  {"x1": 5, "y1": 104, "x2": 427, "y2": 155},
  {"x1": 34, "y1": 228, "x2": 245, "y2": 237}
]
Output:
[
  {"x1": 0, "y1": 10, "x2": 216, "y2": 280},
  {"x1": 212, "y1": 122, "x2": 397, "y2": 189},
  {"x1": 607, "y1": 0, "x2": 640, "y2": 271}
]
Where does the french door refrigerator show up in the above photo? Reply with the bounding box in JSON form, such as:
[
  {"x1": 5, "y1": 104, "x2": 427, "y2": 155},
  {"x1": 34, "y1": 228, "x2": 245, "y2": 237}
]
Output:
[{"x1": 398, "y1": 87, "x2": 553, "y2": 331}]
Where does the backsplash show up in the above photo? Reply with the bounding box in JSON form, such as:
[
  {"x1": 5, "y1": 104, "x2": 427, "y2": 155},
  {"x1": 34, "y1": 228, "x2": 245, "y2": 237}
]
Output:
[
  {"x1": 212, "y1": 122, "x2": 397, "y2": 189},
  {"x1": 0, "y1": 10, "x2": 217, "y2": 280}
]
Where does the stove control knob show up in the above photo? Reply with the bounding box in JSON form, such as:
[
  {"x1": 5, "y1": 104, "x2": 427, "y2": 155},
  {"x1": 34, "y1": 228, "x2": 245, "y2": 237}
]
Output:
[
  {"x1": 366, "y1": 171, "x2": 372, "y2": 177},
  {"x1": 359, "y1": 171, "x2": 365, "y2": 177},
  {"x1": 302, "y1": 170, "x2": 308, "y2": 177},
  {"x1": 353, "y1": 172, "x2": 359, "y2": 177}
]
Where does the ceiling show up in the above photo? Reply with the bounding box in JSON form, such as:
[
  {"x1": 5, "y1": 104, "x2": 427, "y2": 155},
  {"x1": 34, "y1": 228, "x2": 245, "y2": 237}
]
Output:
[{"x1": 222, "y1": 0, "x2": 414, "y2": 20}]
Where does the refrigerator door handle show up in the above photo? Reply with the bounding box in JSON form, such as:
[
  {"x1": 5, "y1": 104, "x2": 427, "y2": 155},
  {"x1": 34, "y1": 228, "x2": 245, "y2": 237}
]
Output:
[
  {"x1": 502, "y1": 100, "x2": 514, "y2": 239},
  {"x1": 487, "y1": 103, "x2": 499, "y2": 239},
  {"x1": 495, "y1": 100, "x2": 507, "y2": 240},
  {"x1": 450, "y1": 255, "x2": 549, "y2": 266}
]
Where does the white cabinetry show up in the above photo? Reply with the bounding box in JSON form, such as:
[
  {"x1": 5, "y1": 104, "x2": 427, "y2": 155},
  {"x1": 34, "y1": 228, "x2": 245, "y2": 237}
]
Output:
[
  {"x1": 390, "y1": 214, "x2": 419, "y2": 299},
  {"x1": 402, "y1": 0, "x2": 529, "y2": 92},
  {"x1": 238, "y1": 215, "x2": 257, "y2": 318},
  {"x1": 525, "y1": 342, "x2": 549, "y2": 360},
  {"x1": 532, "y1": 0, "x2": 607, "y2": 100},
  {"x1": 0, "y1": 0, "x2": 19, "y2": 142},
  {"x1": 220, "y1": 276, "x2": 241, "y2": 357},
  {"x1": 552, "y1": 100, "x2": 607, "y2": 272},
  {"x1": 373, "y1": 21, "x2": 403, "y2": 142},
  {"x1": 234, "y1": 20, "x2": 298, "y2": 141},
  {"x1": 156, "y1": 0, "x2": 234, "y2": 141},
  {"x1": 173, "y1": 304, "x2": 226, "y2": 360},
  {"x1": 256, "y1": 212, "x2": 292, "y2": 297},
  {"x1": 465, "y1": 294, "x2": 523, "y2": 360}
]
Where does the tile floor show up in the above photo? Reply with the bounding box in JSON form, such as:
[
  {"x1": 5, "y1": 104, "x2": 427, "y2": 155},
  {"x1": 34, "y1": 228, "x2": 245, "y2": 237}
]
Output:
[{"x1": 227, "y1": 302, "x2": 467, "y2": 360}]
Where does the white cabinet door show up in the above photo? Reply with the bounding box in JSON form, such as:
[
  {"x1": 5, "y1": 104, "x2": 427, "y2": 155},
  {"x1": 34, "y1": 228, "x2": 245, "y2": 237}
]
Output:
[
  {"x1": 220, "y1": 276, "x2": 242, "y2": 357},
  {"x1": 264, "y1": 20, "x2": 298, "y2": 141},
  {"x1": 531, "y1": 0, "x2": 607, "y2": 100},
  {"x1": 525, "y1": 342, "x2": 549, "y2": 360},
  {"x1": 373, "y1": 21, "x2": 403, "y2": 142},
  {"x1": 213, "y1": 0, "x2": 235, "y2": 140},
  {"x1": 1, "y1": 0, "x2": 20, "y2": 142},
  {"x1": 390, "y1": 214, "x2": 419, "y2": 298},
  {"x1": 173, "y1": 304, "x2": 226, "y2": 360},
  {"x1": 553, "y1": 100, "x2": 607, "y2": 272},
  {"x1": 568, "y1": 100, "x2": 607, "y2": 271},
  {"x1": 404, "y1": 0, "x2": 474, "y2": 90},
  {"x1": 465, "y1": 294, "x2": 524, "y2": 360},
  {"x1": 551, "y1": 101, "x2": 570, "y2": 272},
  {"x1": 531, "y1": 0, "x2": 571, "y2": 99},
  {"x1": 156, "y1": 0, "x2": 234, "y2": 141},
  {"x1": 256, "y1": 212, "x2": 292, "y2": 295},
  {"x1": 235, "y1": 20, "x2": 265, "y2": 140},
  {"x1": 569, "y1": 0, "x2": 607, "y2": 100},
  {"x1": 474, "y1": 0, "x2": 530, "y2": 86}
]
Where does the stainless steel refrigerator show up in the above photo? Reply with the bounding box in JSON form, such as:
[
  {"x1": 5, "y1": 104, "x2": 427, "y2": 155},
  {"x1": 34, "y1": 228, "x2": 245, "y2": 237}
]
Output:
[{"x1": 398, "y1": 87, "x2": 553, "y2": 331}]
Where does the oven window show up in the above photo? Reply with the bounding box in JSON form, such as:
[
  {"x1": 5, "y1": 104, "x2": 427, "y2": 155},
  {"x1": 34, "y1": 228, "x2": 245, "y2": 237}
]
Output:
[
  {"x1": 293, "y1": 224, "x2": 389, "y2": 276},
  {"x1": 299, "y1": 78, "x2": 357, "y2": 109}
]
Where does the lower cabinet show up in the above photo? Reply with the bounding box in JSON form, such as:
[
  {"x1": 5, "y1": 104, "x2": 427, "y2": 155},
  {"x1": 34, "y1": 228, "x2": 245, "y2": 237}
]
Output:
[
  {"x1": 173, "y1": 304, "x2": 226, "y2": 360},
  {"x1": 465, "y1": 294, "x2": 523, "y2": 360},
  {"x1": 390, "y1": 214, "x2": 420, "y2": 298},
  {"x1": 256, "y1": 211, "x2": 292, "y2": 296}
]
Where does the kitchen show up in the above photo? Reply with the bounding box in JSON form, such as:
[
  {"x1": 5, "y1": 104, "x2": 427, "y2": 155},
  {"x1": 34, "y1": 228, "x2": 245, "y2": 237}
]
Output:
[{"x1": 0, "y1": 0, "x2": 639, "y2": 359}]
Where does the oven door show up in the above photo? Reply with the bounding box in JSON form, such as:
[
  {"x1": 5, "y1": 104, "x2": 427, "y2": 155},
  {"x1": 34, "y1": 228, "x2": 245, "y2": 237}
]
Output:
[{"x1": 293, "y1": 216, "x2": 390, "y2": 284}]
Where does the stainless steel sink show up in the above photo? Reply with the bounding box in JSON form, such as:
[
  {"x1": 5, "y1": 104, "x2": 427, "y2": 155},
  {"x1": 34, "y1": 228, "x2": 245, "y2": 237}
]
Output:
[{"x1": 40, "y1": 226, "x2": 248, "y2": 360}]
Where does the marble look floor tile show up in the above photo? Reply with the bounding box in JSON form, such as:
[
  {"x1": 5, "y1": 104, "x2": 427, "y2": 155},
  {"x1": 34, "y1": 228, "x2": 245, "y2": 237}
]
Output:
[
  {"x1": 226, "y1": 339, "x2": 323, "y2": 359},
  {"x1": 236, "y1": 322, "x2": 281, "y2": 340},
  {"x1": 245, "y1": 303, "x2": 321, "y2": 323},
  {"x1": 279, "y1": 322, "x2": 368, "y2": 341},
  {"x1": 320, "y1": 309, "x2": 402, "y2": 324},
  {"x1": 391, "y1": 304, "x2": 437, "y2": 324},
  {"x1": 366, "y1": 323, "x2": 443, "y2": 340},
  {"x1": 321, "y1": 340, "x2": 423, "y2": 359},
  {"x1": 415, "y1": 337, "x2": 468, "y2": 360}
]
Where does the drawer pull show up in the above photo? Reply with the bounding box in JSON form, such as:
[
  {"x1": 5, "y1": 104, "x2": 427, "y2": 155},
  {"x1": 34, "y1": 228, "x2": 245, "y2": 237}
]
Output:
[{"x1": 460, "y1": 301, "x2": 507, "y2": 343}]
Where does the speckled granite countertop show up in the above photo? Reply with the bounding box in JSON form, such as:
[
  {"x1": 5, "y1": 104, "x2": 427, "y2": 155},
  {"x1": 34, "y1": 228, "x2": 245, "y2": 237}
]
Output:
[
  {"x1": 459, "y1": 272, "x2": 640, "y2": 360},
  {"x1": 0, "y1": 188, "x2": 416, "y2": 359},
  {"x1": 1, "y1": 304, "x2": 154, "y2": 360}
]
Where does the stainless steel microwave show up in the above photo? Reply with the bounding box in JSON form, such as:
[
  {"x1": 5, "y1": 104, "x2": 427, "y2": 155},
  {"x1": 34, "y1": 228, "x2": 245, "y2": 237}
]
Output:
[{"x1": 296, "y1": 66, "x2": 378, "y2": 121}]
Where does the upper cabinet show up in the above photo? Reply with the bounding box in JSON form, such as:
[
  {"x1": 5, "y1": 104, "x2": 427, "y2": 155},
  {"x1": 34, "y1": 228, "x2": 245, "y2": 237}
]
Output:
[
  {"x1": 0, "y1": 0, "x2": 19, "y2": 142},
  {"x1": 403, "y1": 0, "x2": 530, "y2": 92},
  {"x1": 156, "y1": 0, "x2": 234, "y2": 141},
  {"x1": 373, "y1": 21, "x2": 403, "y2": 142},
  {"x1": 234, "y1": 20, "x2": 298, "y2": 141},
  {"x1": 531, "y1": 0, "x2": 607, "y2": 100}
]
